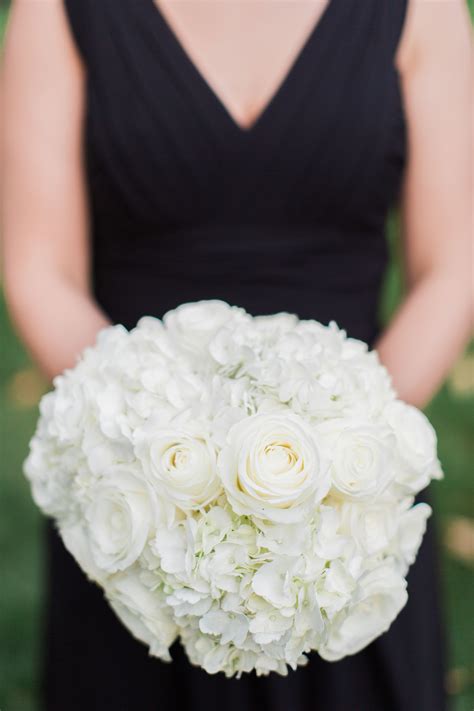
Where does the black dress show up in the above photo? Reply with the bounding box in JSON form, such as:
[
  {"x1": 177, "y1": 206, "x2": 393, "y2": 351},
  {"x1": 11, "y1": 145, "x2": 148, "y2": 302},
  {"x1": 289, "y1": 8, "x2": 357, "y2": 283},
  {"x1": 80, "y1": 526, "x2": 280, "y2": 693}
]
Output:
[{"x1": 43, "y1": 1, "x2": 448, "y2": 708}]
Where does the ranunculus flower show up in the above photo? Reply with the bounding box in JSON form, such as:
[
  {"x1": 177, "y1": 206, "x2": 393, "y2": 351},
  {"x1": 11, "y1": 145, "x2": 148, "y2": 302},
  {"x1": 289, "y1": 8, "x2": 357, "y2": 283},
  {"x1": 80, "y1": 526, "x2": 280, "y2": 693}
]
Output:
[{"x1": 218, "y1": 412, "x2": 330, "y2": 523}]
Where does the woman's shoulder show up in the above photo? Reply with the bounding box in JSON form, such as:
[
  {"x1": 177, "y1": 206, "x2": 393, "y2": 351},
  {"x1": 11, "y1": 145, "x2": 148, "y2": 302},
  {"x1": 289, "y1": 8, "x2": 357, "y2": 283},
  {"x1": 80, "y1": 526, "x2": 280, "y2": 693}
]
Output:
[
  {"x1": 395, "y1": 0, "x2": 471, "y2": 78},
  {"x1": 7, "y1": 0, "x2": 95, "y2": 66}
]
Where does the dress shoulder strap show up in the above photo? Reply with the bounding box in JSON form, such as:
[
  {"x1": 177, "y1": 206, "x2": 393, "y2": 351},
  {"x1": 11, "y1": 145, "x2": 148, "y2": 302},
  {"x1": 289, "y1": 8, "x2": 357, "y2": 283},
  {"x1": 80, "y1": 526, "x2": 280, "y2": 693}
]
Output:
[
  {"x1": 63, "y1": 0, "x2": 92, "y2": 62},
  {"x1": 385, "y1": 0, "x2": 410, "y2": 62}
]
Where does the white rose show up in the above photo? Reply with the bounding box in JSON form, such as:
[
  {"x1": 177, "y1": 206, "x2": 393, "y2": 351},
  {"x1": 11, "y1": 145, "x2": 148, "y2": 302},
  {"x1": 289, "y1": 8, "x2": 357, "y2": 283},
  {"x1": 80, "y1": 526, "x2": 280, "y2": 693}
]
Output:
[
  {"x1": 316, "y1": 419, "x2": 396, "y2": 502},
  {"x1": 135, "y1": 425, "x2": 222, "y2": 510},
  {"x1": 218, "y1": 413, "x2": 330, "y2": 523},
  {"x1": 106, "y1": 571, "x2": 177, "y2": 660},
  {"x1": 84, "y1": 467, "x2": 153, "y2": 573},
  {"x1": 163, "y1": 299, "x2": 245, "y2": 354},
  {"x1": 319, "y1": 564, "x2": 408, "y2": 660},
  {"x1": 384, "y1": 400, "x2": 443, "y2": 492}
]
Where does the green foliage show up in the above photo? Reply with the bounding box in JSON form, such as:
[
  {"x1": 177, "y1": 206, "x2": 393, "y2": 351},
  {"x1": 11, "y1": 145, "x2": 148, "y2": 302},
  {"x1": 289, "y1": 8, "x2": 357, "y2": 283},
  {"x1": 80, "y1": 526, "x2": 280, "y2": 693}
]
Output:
[{"x1": 0, "y1": 5, "x2": 8, "y2": 44}]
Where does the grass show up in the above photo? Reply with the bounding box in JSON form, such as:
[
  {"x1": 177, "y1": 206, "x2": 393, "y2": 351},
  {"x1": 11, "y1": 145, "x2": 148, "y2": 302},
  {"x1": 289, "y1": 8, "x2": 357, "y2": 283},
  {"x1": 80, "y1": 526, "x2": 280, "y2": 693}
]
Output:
[{"x1": 0, "y1": 3, "x2": 473, "y2": 711}]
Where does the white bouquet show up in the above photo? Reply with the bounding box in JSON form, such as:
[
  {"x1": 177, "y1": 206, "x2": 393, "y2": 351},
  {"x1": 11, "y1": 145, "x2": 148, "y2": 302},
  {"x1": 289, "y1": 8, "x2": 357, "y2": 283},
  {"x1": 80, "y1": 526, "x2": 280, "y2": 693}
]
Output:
[{"x1": 24, "y1": 300, "x2": 443, "y2": 677}]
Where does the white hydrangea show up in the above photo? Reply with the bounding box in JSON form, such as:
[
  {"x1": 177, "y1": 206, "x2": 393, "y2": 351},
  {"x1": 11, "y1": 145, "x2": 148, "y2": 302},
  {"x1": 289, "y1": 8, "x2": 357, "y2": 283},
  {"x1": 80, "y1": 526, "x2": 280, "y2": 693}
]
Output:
[{"x1": 23, "y1": 299, "x2": 443, "y2": 677}]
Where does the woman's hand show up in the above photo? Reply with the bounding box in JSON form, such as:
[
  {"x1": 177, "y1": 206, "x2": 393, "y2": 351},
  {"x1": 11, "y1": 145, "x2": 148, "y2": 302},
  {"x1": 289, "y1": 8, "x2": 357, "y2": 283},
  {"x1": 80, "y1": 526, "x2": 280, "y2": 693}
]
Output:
[
  {"x1": 1, "y1": 0, "x2": 111, "y2": 382},
  {"x1": 375, "y1": 0, "x2": 473, "y2": 408}
]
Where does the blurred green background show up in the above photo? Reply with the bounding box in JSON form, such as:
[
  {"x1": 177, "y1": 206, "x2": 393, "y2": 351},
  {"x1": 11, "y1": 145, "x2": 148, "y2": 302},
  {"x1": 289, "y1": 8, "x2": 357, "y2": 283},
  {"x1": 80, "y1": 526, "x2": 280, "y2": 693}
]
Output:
[{"x1": 1, "y1": 3, "x2": 473, "y2": 710}]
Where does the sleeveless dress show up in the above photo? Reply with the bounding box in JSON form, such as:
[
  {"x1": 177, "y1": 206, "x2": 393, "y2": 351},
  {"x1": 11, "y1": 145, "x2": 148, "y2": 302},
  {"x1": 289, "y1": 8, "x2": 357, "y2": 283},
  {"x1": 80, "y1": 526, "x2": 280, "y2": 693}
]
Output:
[{"x1": 43, "y1": 1, "x2": 448, "y2": 708}]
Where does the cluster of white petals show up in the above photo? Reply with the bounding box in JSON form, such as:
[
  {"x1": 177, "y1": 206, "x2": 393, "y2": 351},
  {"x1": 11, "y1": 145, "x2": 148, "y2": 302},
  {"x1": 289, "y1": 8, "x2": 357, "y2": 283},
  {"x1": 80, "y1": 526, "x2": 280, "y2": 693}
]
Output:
[{"x1": 24, "y1": 300, "x2": 443, "y2": 677}]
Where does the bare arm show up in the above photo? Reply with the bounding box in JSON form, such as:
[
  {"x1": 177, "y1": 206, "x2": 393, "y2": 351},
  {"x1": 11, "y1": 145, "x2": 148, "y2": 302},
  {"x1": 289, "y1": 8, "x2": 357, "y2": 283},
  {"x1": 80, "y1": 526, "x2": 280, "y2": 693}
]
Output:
[
  {"x1": 376, "y1": 0, "x2": 473, "y2": 408},
  {"x1": 1, "y1": 0, "x2": 110, "y2": 383}
]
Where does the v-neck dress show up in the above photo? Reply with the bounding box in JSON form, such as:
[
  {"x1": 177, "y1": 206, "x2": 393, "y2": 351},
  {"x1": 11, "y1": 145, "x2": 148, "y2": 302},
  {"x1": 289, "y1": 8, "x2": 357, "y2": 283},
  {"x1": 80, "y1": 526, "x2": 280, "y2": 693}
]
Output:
[{"x1": 43, "y1": 1, "x2": 447, "y2": 709}]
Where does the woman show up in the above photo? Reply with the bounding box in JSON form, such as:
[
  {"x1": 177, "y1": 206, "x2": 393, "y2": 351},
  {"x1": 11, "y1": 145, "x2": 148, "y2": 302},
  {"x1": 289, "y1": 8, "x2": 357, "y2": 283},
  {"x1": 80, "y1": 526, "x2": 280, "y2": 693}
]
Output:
[{"x1": 2, "y1": 0, "x2": 472, "y2": 709}]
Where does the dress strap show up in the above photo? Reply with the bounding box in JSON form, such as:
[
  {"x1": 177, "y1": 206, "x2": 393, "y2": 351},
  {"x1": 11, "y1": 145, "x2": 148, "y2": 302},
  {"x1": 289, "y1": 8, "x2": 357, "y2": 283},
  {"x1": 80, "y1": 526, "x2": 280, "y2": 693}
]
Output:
[
  {"x1": 63, "y1": 0, "x2": 91, "y2": 62},
  {"x1": 386, "y1": 0, "x2": 410, "y2": 62}
]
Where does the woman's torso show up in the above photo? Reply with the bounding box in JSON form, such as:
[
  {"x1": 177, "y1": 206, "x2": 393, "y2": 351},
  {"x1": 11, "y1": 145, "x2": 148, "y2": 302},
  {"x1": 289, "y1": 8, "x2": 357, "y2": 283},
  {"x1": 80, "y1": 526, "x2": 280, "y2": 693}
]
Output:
[{"x1": 65, "y1": 0, "x2": 408, "y2": 343}]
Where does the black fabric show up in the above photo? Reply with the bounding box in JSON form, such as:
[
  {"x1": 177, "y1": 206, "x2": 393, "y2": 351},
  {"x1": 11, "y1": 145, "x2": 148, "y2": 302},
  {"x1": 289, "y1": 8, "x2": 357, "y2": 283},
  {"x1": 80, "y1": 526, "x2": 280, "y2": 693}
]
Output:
[{"x1": 42, "y1": 1, "x2": 448, "y2": 708}]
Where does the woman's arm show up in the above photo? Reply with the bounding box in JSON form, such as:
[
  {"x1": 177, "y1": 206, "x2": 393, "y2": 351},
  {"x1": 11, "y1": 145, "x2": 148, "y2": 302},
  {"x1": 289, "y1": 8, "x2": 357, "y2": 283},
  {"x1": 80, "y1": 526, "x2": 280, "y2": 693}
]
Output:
[
  {"x1": 376, "y1": 0, "x2": 473, "y2": 408},
  {"x1": 1, "y1": 0, "x2": 110, "y2": 383}
]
